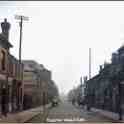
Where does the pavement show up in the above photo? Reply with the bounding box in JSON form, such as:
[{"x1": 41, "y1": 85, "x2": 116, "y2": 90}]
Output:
[
  {"x1": 0, "y1": 104, "x2": 51, "y2": 123},
  {"x1": 91, "y1": 107, "x2": 124, "y2": 123}
]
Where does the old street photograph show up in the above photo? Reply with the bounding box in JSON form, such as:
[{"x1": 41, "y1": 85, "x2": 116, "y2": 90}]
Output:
[{"x1": 0, "y1": 1, "x2": 124, "y2": 123}]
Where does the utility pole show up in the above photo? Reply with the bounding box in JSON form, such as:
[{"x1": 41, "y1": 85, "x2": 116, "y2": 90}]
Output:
[
  {"x1": 87, "y1": 48, "x2": 91, "y2": 111},
  {"x1": 15, "y1": 15, "x2": 29, "y2": 110},
  {"x1": 80, "y1": 77, "x2": 83, "y2": 97},
  {"x1": 89, "y1": 48, "x2": 91, "y2": 80}
]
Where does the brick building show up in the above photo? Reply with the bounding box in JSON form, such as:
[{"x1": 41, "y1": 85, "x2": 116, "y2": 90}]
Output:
[
  {"x1": 84, "y1": 45, "x2": 124, "y2": 113},
  {"x1": 22, "y1": 60, "x2": 50, "y2": 109},
  {"x1": 22, "y1": 60, "x2": 57, "y2": 109},
  {"x1": 0, "y1": 19, "x2": 23, "y2": 113}
]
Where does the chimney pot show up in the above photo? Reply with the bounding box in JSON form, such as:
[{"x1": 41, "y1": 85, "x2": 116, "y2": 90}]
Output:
[{"x1": 1, "y1": 18, "x2": 11, "y2": 40}]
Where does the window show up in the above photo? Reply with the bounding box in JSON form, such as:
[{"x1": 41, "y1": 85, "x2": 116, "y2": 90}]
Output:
[{"x1": 1, "y1": 50, "x2": 6, "y2": 71}]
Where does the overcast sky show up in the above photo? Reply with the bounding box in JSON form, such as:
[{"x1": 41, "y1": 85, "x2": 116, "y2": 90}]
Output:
[{"x1": 0, "y1": 1, "x2": 124, "y2": 94}]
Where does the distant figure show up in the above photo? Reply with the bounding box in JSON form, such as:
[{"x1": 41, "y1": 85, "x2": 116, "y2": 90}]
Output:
[
  {"x1": 72, "y1": 98, "x2": 75, "y2": 105},
  {"x1": 77, "y1": 99, "x2": 82, "y2": 106},
  {"x1": 51, "y1": 98, "x2": 58, "y2": 107}
]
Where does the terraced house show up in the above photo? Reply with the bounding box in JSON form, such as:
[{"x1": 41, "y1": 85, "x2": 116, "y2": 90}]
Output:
[
  {"x1": 22, "y1": 60, "x2": 59, "y2": 109},
  {"x1": 22, "y1": 60, "x2": 44, "y2": 109},
  {"x1": 22, "y1": 60, "x2": 51, "y2": 109},
  {"x1": 84, "y1": 45, "x2": 124, "y2": 114},
  {"x1": 0, "y1": 19, "x2": 23, "y2": 113}
]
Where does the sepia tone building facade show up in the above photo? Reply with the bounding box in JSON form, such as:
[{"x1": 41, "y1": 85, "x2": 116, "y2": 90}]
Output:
[
  {"x1": 22, "y1": 60, "x2": 52, "y2": 109},
  {"x1": 22, "y1": 60, "x2": 41, "y2": 109},
  {"x1": 0, "y1": 18, "x2": 23, "y2": 113},
  {"x1": 84, "y1": 45, "x2": 124, "y2": 113},
  {"x1": 22, "y1": 60, "x2": 59, "y2": 109},
  {"x1": 0, "y1": 18, "x2": 59, "y2": 113}
]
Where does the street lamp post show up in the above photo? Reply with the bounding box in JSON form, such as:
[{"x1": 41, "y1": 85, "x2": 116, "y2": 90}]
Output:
[
  {"x1": 80, "y1": 77, "x2": 83, "y2": 100},
  {"x1": 15, "y1": 15, "x2": 29, "y2": 110}
]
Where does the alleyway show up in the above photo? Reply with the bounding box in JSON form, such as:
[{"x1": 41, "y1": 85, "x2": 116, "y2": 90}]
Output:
[{"x1": 28, "y1": 98, "x2": 115, "y2": 123}]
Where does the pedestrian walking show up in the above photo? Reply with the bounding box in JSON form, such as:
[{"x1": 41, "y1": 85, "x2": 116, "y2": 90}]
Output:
[{"x1": 72, "y1": 98, "x2": 75, "y2": 105}]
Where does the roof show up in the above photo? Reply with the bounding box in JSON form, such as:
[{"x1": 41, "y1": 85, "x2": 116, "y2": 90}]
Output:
[
  {"x1": 22, "y1": 60, "x2": 45, "y2": 71},
  {"x1": 118, "y1": 45, "x2": 124, "y2": 53}
]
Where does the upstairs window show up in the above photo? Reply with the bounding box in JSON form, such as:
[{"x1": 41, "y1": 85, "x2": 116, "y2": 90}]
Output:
[{"x1": 1, "y1": 50, "x2": 6, "y2": 71}]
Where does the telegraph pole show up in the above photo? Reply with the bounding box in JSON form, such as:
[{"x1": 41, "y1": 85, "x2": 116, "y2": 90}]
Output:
[
  {"x1": 15, "y1": 15, "x2": 29, "y2": 110},
  {"x1": 80, "y1": 77, "x2": 83, "y2": 98},
  {"x1": 89, "y1": 48, "x2": 91, "y2": 80},
  {"x1": 87, "y1": 48, "x2": 91, "y2": 111},
  {"x1": 15, "y1": 15, "x2": 28, "y2": 80}
]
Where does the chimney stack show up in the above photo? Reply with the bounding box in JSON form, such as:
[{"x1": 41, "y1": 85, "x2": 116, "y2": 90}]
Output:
[{"x1": 1, "y1": 18, "x2": 11, "y2": 40}]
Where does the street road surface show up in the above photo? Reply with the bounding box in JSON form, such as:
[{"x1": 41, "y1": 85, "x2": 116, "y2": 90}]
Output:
[
  {"x1": 46, "y1": 99, "x2": 114, "y2": 123},
  {"x1": 28, "y1": 99, "x2": 115, "y2": 123}
]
